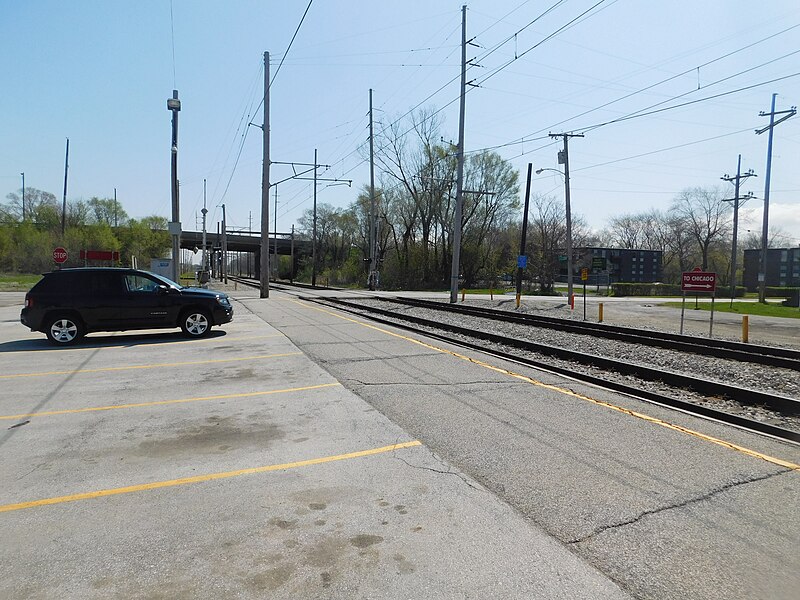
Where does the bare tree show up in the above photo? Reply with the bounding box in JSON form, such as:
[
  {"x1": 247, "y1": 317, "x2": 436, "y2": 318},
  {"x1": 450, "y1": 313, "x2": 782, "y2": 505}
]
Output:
[{"x1": 670, "y1": 186, "x2": 731, "y2": 270}]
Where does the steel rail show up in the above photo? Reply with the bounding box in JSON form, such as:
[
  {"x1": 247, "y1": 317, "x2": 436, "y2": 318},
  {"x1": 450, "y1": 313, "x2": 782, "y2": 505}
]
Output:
[
  {"x1": 305, "y1": 296, "x2": 799, "y2": 443},
  {"x1": 376, "y1": 296, "x2": 800, "y2": 370},
  {"x1": 312, "y1": 297, "x2": 799, "y2": 419}
]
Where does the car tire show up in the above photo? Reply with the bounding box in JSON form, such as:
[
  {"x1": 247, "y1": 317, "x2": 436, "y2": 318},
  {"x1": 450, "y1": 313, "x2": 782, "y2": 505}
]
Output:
[
  {"x1": 180, "y1": 309, "x2": 212, "y2": 338},
  {"x1": 45, "y1": 314, "x2": 85, "y2": 345}
]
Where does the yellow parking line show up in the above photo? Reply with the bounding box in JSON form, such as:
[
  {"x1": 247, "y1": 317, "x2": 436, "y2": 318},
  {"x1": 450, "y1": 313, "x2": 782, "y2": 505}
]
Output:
[
  {"x1": 1, "y1": 334, "x2": 284, "y2": 355},
  {"x1": 0, "y1": 441, "x2": 422, "y2": 513},
  {"x1": 296, "y1": 301, "x2": 800, "y2": 472},
  {"x1": 0, "y1": 352, "x2": 302, "y2": 379},
  {"x1": 0, "y1": 383, "x2": 340, "y2": 420}
]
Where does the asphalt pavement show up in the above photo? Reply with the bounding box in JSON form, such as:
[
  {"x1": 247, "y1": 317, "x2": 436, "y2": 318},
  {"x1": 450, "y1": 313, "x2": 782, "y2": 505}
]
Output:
[{"x1": 0, "y1": 292, "x2": 632, "y2": 599}]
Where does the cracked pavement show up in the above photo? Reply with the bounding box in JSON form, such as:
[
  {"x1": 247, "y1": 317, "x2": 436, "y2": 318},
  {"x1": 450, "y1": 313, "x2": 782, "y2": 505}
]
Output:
[{"x1": 244, "y1": 291, "x2": 800, "y2": 600}]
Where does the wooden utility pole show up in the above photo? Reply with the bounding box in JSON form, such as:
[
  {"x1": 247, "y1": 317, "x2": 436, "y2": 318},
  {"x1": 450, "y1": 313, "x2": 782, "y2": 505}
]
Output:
[
  {"x1": 549, "y1": 132, "x2": 583, "y2": 306},
  {"x1": 721, "y1": 156, "x2": 756, "y2": 304},
  {"x1": 449, "y1": 4, "x2": 467, "y2": 303}
]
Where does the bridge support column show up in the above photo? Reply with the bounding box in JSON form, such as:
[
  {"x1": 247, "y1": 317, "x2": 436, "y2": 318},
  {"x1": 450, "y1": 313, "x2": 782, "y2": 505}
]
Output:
[{"x1": 254, "y1": 247, "x2": 261, "y2": 280}]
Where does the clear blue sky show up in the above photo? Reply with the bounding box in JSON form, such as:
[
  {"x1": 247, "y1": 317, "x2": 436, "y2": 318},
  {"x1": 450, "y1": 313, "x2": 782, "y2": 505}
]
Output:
[{"x1": 2, "y1": 0, "x2": 799, "y2": 242}]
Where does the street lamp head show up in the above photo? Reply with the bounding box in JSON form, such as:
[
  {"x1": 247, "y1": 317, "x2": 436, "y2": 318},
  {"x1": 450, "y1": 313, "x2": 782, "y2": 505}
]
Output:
[{"x1": 535, "y1": 168, "x2": 544, "y2": 174}]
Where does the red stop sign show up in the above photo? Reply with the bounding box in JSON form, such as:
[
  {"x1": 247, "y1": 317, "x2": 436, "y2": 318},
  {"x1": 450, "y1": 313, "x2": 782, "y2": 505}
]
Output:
[{"x1": 53, "y1": 247, "x2": 68, "y2": 264}]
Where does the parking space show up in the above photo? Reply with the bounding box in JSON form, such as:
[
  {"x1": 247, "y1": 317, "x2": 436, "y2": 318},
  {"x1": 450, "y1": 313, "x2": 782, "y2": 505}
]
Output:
[{"x1": 0, "y1": 296, "x2": 632, "y2": 599}]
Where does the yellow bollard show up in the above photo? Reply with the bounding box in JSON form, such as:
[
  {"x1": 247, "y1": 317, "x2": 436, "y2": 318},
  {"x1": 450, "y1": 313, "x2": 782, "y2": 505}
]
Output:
[
  {"x1": 516, "y1": 293, "x2": 521, "y2": 308},
  {"x1": 461, "y1": 290, "x2": 466, "y2": 302},
  {"x1": 742, "y1": 315, "x2": 749, "y2": 343},
  {"x1": 598, "y1": 302, "x2": 604, "y2": 323}
]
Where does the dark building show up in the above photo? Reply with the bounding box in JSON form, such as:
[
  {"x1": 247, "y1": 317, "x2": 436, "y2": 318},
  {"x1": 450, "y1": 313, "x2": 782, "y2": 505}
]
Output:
[
  {"x1": 743, "y1": 247, "x2": 800, "y2": 290},
  {"x1": 570, "y1": 247, "x2": 663, "y2": 284}
]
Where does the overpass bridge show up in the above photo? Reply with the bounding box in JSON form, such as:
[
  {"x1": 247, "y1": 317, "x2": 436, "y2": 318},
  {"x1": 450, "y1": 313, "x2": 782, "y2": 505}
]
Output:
[{"x1": 180, "y1": 230, "x2": 312, "y2": 279}]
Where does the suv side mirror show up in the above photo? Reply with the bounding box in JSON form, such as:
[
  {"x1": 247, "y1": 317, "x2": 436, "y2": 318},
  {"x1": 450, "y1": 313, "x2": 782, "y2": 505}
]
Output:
[{"x1": 156, "y1": 285, "x2": 170, "y2": 296}]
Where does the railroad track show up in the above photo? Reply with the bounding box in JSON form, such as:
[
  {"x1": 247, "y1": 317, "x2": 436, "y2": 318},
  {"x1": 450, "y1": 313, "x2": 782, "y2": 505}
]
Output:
[
  {"x1": 377, "y1": 296, "x2": 800, "y2": 370},
  {"x1": 303, "y1": 296, "x2": 800, "y2": 444}
]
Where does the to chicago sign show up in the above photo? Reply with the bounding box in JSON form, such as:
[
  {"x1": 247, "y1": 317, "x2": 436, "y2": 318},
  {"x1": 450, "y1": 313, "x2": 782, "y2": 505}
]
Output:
[{"x1": 681, "y1": 270, "x2": 716, "y2": 292}]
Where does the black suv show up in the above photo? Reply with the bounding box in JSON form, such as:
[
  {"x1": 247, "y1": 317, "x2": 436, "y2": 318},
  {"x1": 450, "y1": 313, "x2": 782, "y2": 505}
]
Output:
[{"x1": 21, "y1": 268, "x2": 233, "y2": 345}]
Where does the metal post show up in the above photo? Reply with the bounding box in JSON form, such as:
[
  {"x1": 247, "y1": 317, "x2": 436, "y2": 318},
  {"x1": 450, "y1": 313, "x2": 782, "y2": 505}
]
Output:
[
  {"x1": 709, "y1": 296, "x2": 715, "y2": 338},
  {"x1": 20, "y1": 172, "x2": 24, "y2": 221},
  {"x1": 516, "y1": 163, "x2": 533, "y2": 307},
  {"x1": 680, "y1": 293, "x2": 686, "y2": 335},
  {"x1": 290, "y1": 224, "x2": 295, "y2": 283},
  {"x1": 312, "y1": 148, "x2": 318, "y2": 287},
  {"x1": 221, "y1": 204, "x2": 227, "y2": 284},
  {"x1": 449, "y1": 4, "x2": 468, "y2": 304},
  {"x1": 260, "y1": 51, "x2": 271, "y2": 298},
  {"x1": 61, "y1": 138, "x2": 69, "y2": 235},
  {"x1": 756, "y1": 94, "x2": 796, "y2": 302},
  {"x1": 273, "y1": 184, "x2": 278, "y2": 278},
  {"x1": 369, "y1": 89, "x2": 377, "y2": 290},
  {"x1": 168, "y1": 90, "x2": 181, "y2": 285},
  {"x1": 201, "y1": 179, "x2": 208, "y2": 282},
  {"x1": 759, "y1": 94, "x2": 776, "y2": 304}
]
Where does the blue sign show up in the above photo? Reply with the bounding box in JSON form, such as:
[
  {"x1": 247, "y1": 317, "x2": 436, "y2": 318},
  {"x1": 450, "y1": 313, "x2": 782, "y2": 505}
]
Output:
[{"x1": 517, "y1": 255, "x2": 527, "y2": 268}]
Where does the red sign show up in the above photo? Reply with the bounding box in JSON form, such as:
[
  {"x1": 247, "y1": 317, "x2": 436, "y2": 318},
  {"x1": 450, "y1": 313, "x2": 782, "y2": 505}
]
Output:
[
  {"x1": 79, "y1": 250, "x2": 120, "y2": 261},
  {"x1": 681, "y1": 270, "x2": 716, "y2": 292},
  {"x1": 53, "y1": 247, "x2": 68, "y2": 264}
]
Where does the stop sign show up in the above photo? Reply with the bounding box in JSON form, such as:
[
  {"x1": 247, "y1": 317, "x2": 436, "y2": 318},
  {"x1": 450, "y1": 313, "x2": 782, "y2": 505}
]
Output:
[{"x1": 53, "y1": 247, "x2": 68, "y2": 264}]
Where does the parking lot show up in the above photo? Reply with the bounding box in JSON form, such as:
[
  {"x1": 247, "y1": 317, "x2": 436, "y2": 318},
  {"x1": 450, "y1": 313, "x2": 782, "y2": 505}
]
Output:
[{"x1": 0, "y1": 294, "x2": 630, "y2": 599}]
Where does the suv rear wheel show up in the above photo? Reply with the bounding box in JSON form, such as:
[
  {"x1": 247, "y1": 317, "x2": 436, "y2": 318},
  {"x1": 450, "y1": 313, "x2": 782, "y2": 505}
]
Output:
[
  {"x1": 46, "y1": 314, "x2": 85, "y2": 345},
  {"x1": 180, "y1": 309, "x2": 212, "y2": 338}
]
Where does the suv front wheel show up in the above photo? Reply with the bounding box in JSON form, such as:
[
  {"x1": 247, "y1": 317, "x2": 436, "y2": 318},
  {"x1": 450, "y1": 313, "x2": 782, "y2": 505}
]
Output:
[
  {"x1": 180, "y1": 309, "x2": 212, "y2": 338},
  {"x1": 46, "y1": 314, "x2": 85, "y2": 345}
]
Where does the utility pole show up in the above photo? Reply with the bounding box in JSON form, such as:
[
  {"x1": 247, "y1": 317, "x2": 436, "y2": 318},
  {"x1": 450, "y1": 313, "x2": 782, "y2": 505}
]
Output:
[
  {"x1": 516, "y1": 164, "x2": 533, "y2": 308},
  {"x1": 61, "y1": 138, "x2": 69, "y2": 236},
  {"x1": 221, "y1": 203, "x2": 228, "y2": 284},
  {"x1": 755, "y1": 93, "x2": 796, "y2": 303},
  {"x1": 549, "y1": 132, "x2": 583, "y2": 306},
  {"x1": 290, "y1": 224, "x2": 295, "y2": 283},
  {"x1": 167, "y1": 90, "x2": 181, "y2": 284},
  {"x1": 273, "y1": 184, "x2": 278, "y2": 277},
  {"x1": 721, "y1": 156, "x2": 756, "y2": 304},
  {"x1": 312, "y1": 148, "x2": 318, "y2": 287},
  {"x1": 449, "y1": 4, "x2": 468, "y2": 303},
  {"x1": 260, "y1": 51, "x2": 271, "y2": 298},
  {"x1": 201, "y1": 179, "x2": 208, "y2": 281},
  {"x1": 114, "y1": 187, "x2": 118, "y2": 228},
  {"x1": 368, "y1": 88, "x2": 378, "y2": 291},
  {"x1": 20, "y1": 172, "x2": 24, "y2": 221}
]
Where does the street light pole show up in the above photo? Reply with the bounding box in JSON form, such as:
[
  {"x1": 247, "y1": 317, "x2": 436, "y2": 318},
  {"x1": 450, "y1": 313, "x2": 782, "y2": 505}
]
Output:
[
  {"x1": 201, "y1": 178, "x2": 208, "y2": 283},
  {"x1": 20, "y1": 172, "x2": 24, "y2": 221},
  {"x1": 549, "y1": 133, "x2": 583, "y2": 306},
  {"x1": 167, "y1": 90, "x2": 181, "y2": 284}
]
